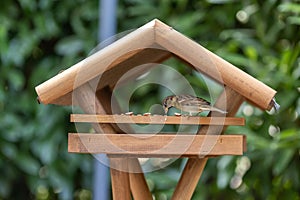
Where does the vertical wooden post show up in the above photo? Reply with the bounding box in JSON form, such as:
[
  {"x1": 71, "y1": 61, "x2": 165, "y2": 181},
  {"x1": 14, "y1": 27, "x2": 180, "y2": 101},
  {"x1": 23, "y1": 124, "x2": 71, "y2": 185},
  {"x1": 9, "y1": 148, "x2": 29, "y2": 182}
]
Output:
[
  {"x1": 110, "y1": 157, "x2": 131, "y2": 200},
  {"x1": 128, "y1": 158, "x2": 153, "y2": 200},
  {"x1": 96, "y1": 86, "x2": 152, "y2": 200},
  {"x1": 171, "y1": 87, "x2": 244, "y2": 200},
  {"x1": 74, "y1": 84, "x2": 131, "y2": 200}
]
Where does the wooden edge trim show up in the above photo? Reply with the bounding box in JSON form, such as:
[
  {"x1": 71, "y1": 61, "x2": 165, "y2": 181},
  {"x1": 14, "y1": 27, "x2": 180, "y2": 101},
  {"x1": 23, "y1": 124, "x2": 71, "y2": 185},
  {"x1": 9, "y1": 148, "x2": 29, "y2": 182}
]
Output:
[
  {"x1": 68, "y1": 133, "x2": 246, "y2": 157},
  {"x1": 70, "y1": 114, "x2": 245, "y2": 126}
]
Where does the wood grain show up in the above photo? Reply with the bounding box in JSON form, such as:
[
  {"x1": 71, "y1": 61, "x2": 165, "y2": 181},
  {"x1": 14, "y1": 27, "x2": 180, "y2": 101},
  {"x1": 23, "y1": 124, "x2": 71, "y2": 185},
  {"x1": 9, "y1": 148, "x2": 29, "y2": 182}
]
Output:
[
  {"x1": 35, "y1": 20, "x2": 157, "y2": 105},
  {"x1": 68, "y1": 133, "x2": 246, "y2": 157},
  {"x1": 154, "y1": 19, "x2": 276, "y2": 110},
  {"x1": 109, "y1": 157, "x2": 131, "y2": 200},
  {"x1": 70, "y1": 114, "x2": 245, "y2": 126},
  {"x1": 128, "y1": 158, "x2": 153, "y2": 200},
  {"x1": 73, "y1": 84, "x2": 132, "y2": 199},
  {"x1": 96, "y1": 48, "x2": 171, "y2": 91},
  {"x1": 35, "y1": 19, "x2": 276, "y2": 110}
]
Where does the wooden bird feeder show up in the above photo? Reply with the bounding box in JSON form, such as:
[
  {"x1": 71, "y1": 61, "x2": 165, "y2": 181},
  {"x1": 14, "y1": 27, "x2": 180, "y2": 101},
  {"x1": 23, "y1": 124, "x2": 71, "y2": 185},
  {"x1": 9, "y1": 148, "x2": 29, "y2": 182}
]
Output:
[{"x1": 35, "y1": 19, "x2": 277, "y2": 199}]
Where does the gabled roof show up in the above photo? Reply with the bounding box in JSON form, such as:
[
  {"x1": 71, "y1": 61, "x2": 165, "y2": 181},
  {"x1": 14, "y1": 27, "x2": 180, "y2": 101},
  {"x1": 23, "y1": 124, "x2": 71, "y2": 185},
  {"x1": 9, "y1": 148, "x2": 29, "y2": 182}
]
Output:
[{"x1": 35, "y1": 19, "x2": 276, "y2": 110}]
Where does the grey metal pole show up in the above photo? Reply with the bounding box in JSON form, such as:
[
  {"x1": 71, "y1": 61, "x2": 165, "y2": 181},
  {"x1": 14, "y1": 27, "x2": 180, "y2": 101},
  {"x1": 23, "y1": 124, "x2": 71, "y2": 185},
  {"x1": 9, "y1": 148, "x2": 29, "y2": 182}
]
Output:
[
  {"x1": 93, "y1": 0, "x2": 118, "y2": 200},
  {"x1": 99, "y1": 0, "x2": 118, "y2": 42}
]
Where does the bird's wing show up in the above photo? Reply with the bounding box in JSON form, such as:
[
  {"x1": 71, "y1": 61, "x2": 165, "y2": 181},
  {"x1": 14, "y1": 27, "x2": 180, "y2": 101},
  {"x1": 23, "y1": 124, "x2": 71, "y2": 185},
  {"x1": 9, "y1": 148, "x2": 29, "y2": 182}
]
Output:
[{"x1": 178, "y1": 96, "x2": 211, "y2": 107}]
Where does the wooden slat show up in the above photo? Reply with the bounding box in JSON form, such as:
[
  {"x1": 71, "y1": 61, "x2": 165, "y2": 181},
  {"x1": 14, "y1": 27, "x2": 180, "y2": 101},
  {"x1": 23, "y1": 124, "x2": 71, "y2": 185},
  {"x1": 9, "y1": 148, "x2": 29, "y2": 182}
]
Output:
[
  {"x1": 68, "y1": 133, "x2": 246, "y2": 157},
  {"x1": 70, "y1": 114, "x2": 245, "y2": 126}
]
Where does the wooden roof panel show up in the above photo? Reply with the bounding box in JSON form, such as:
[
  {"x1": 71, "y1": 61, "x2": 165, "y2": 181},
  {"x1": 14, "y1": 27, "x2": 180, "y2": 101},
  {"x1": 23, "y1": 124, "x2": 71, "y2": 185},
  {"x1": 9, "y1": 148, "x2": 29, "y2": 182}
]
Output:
[
  {"x1": 35, "y1": 21, "x2": 157, "y2": 104},
  {"x1": 35, "y1": 19, "x2": 276, "y2": 110}
]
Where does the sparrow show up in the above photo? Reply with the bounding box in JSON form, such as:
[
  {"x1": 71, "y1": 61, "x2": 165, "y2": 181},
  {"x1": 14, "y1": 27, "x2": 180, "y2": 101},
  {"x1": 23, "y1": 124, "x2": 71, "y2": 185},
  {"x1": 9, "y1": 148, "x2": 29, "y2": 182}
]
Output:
[{"x1": 162, "y1": 94, "x2": 227, "y2": 116}]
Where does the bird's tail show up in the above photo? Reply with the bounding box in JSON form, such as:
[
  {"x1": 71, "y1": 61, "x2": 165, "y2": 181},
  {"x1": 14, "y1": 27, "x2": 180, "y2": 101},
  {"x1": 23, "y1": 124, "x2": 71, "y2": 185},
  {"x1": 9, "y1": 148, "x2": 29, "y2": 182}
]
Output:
[
  {"x1": 201, "y1": 106, "x2": 227, "y2": 114},
  {"x1": 210, "y1": 107, "x2": 227, "y2": 114}
]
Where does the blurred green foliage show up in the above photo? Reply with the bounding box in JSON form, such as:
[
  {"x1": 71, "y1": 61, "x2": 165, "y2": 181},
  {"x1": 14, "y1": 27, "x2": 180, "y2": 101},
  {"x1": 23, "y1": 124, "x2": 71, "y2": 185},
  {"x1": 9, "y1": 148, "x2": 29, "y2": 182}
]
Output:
[{"x1": 0, "y1": 0, "x2": 299, "y2": 199}]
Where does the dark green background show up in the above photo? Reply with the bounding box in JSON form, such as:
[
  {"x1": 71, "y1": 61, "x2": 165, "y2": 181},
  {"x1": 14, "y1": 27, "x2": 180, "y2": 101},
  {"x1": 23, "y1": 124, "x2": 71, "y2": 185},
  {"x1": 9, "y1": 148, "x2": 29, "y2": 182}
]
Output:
[{"x1": 0, "y1": 0, "x2": 299, "y2": 199}]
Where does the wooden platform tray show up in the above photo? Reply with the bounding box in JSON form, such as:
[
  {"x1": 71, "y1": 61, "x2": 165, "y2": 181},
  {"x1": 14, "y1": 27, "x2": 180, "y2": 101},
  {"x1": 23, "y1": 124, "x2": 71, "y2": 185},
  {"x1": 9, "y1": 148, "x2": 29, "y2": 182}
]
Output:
[
  {"x1": 68, "y1": 133, "x2": 246, "y2": 157},
  {"x1": 70, "y1": 114, "x2": 245, "y2": 126}
]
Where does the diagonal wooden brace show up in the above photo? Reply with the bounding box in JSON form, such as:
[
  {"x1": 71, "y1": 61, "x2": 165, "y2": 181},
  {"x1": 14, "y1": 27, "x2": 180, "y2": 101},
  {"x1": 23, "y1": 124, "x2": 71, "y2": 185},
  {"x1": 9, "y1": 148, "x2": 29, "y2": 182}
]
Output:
[{"x1": 171, "y1": 87, "x2": 245, "y2": 200}]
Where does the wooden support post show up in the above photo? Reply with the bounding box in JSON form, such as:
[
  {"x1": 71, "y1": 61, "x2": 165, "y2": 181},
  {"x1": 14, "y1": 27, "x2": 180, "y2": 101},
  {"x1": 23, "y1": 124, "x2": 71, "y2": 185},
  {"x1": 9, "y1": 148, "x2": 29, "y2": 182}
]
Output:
[
  {"x1": 96, "y1": 86, "x2": 152, "y2": 200},
  {"x1": 110, "y1": 157, "x2": 131, "y2": 200},
  {"x1": 171, "y1": 87, "x2": 245, "y2": 200},
  {"x1": 128, "y1": 158, "x2": 153, "y2": 200},
  {"x1": 74, "y1": 84, "x2": 131, "y2": 199},
  {"x1": 73, "y1": 84, "x2": 115, "y2": 133}
]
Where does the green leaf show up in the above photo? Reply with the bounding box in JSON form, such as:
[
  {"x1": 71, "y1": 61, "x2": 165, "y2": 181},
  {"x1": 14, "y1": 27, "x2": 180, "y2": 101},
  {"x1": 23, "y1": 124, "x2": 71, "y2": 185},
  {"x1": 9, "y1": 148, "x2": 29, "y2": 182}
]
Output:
[
  {"x1": 8, "y1": 69, "x2": 25, "y2": 91},
  {"x1": 273, "y1": 149, "x2": 295, "y2": 175},
  {"x1": 55, "y1": 36, "x2": 84, "y2": 56},
  {"x1": 244, "y1": 45, "x2": 258, "y2": 61},
  {"x1": 16, "y1": 153, "x2": 40, "y2": 175},
  {"x1": 287, "y1": 16, "x2": 300, "y2": 25},
  {"x1": 278, "y1": 3, "x2": 300, "y2": 14},
  {"x1": 1, "y1": 143, "x2": 18, "y2": 160}
]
